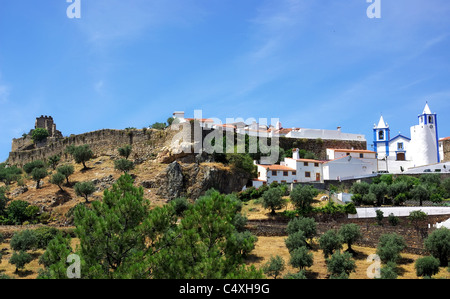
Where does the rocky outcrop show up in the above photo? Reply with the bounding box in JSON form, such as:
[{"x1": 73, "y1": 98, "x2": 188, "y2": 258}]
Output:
[{"x1": 153, "y1": 161, "x2": 251, "y2": 201}]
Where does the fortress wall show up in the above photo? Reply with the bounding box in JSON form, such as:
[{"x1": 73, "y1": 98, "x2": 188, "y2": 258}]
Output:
[
  {"x1": 7, "y1": 129, "x2": 171, "y2": 167},
  {"x1": 7, "y1": 123, "x2": 367, "y2": 167}
]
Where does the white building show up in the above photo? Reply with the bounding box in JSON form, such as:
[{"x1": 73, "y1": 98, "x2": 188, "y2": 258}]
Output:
[
  {"x1": 323, "y1": 155, "x2": 378, "y2": 181},
  {"x1": 373, "y1": 103, "x2": 440, "y2": 173},
  {"x1": 253, "y1": 148, "x2": 377, "y2": 187},
  {"x1": 284, "y1": 127, "x2": 366, "y2": 142}
]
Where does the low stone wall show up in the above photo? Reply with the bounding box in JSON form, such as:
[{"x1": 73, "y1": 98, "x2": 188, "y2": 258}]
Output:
[{"x1": 247, "y1": 214, "x2": 450, "y2": 255}]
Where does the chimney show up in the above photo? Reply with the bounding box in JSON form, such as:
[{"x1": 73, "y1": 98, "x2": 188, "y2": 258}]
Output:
[
  {"x1": 337, "y1": 126, "x2": 341, "y2": 132},
  {"x1": 173, "y1": 111, "x2": 185, "y2": 119},
  {"x1": 292, "y1": 148, "x2": 300, "y2": 160}
]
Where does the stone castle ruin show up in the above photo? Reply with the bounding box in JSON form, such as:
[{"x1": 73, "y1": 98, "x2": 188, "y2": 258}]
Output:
[
  {"x1": 34, "y1": 115, "x2": 63, "y2": 139},
  {"x1": 11, "y1": 115, "x2": 63, "y2": 152}
]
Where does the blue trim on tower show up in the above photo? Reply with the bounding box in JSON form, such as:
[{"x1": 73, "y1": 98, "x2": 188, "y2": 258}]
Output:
[{"x1": 435, "y1": 114, "x2": 440, "y2": 163}]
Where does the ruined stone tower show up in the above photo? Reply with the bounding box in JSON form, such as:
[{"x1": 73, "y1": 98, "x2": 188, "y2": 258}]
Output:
[{"x1": 35, "y1": 115, "x2": 63, "y2": 138}]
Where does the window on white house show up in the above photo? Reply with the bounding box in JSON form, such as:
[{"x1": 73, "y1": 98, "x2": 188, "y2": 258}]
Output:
[{"x1": 398, "y1": 143, "x2": 403, "y2": 150}]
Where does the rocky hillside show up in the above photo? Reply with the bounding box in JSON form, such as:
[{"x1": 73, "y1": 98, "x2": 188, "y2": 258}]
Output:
[{"x1": 2, "y1": 125, "x2": 253, "y2": 225}]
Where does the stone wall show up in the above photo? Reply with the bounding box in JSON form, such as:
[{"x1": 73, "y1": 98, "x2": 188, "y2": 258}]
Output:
[
  {"x1": 8, "y1": 122, "x2": 368, "y2": 167},
  {"x1": 279, "y1": 137, "x2": 367, "y2": 160},
  {"x1": 247, "y1": 215, "x2": 450, "y2": 255},
  {"x1": 7, "y1": 128, "x2": 173, "y2": 167},
  {"x1": 442, "y1": 139, "x2": 450, "y2": 162}
]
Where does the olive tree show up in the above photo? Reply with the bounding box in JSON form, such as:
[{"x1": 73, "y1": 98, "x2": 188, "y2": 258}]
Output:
[
  {"x1": 424, "y1": 228, "x2": 450, "y2": 267},
  {"x1": 262, "y1": 187, "x2": 285, "y2": 215}
]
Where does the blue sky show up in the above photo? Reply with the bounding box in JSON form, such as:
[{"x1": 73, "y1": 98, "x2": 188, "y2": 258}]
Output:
[{"x1": 1, "y1": 0, "x2": 449, "y2": 162}]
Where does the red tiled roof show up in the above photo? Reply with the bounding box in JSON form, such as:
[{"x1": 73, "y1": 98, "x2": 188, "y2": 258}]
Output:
[
  {"x1": 440, "y1": 137, "x2": 450, "y2": 141},
  {"x1": 257, "y1": 165, "x2": 296, "y2": 171},
  {"x1": 185, "y1": 118, "x2": 214, "y2": 123},
  {"x1": 285, "y1": 158, "x2": 324, "y2": 163},
  {"x1": 331, "y1": 149, "x2": 376, "y2": 154}
]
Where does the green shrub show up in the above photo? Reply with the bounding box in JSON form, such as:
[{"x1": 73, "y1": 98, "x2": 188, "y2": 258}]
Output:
[
  {"x1": 9, "y1": 251, "x2": 32, "y2": 272},
  {"x1": 262, "y1": 255, "x2": 285, "y2": 279},
  {"x1": 10, "y1": 230, "x2": 37, "y2": 252},
  {"x1": 415, "y1": 256, "x2": 440, "y2": 278},
  {"x1": 319, "y1": 230, "x2": 343, "y2": 259},
  {"x1": 286, "y1": 217, "x2": 316, "y2": 247},
  {"x1": 31, "y1": 128, "x2": 49, "y2": 143},
  {"x1": 50, "y1": 172, "x2": 66, "y2": 191},
  {"x1": 74, "y1": 181, "x2": 96, "y2": 203},
  {"x1": 114, "y1": 159, "x2": 135, "y2": 173},
  {"x1": 7, "y1": 200, "x2": 30, "y2": 225},
  {"x1": 338, "y1": 224, "x2": 361, "y2": 253},
  {"x1": 171, "y1": 197, "x2": 190, "y2": 216},
  {"x1": 289, "y1": 246, "x2": 313, "y2": 271},
  {"x1": 285, "y1": 231, "x2": 308, "y2": 253},
  {"x1": 388, "y1": 213, "x2": 399, "y2": 226},
  {"x1": 424, "y1": 228, "x2": 450, "y2": 267},
  {"x1": 290, "y1": 185, "x2": 319, "y2": 211},
  {"x1": 326, "y1": 251, "x2": 356, "y2": 278},
  {"x1": 351, "y1": 194, "x2": 363, "y2": 206},
  {"x1": 380, "y1": 262, "x2": 398, "y2": 279},
  {"x1": 57, "y1": 164, "x2": 74, "y2": 185},
  {"x1": 350, "y1": 182, "x2": 370, "y2": 196},
  {"x1": 393, "y1": 193, "x2": 408, "y2": 206},
  {"x1": 34, "y1": 227, "x2": 60, "y2": 249},
  {"x1": 376, "y1": 233, "x2": 406, "y2": 264},
  {"x1": 118, "y1": 145, "x2": 132, "y2": 160},
  {"x1": 68, "y1": 145, "x2": 94, "y2": 169},
  {"x1": 376, "y1": 209, "x2": 384, "y2": 225},
  {"x1": 23, "y1": 160, "x2": 46, "y2": 175},
  {"x1": 262, "y1": 187, "x2": 285, "y2": 215}
]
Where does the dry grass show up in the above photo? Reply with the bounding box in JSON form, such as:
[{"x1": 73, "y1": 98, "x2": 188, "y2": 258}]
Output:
[
  {"x1": 247, "y1": 236, "x2": 450, "y2": 279},
  {"x1": 242, "y1": 194, "x2": 329, "y2": 221},
  {"x1": 0, "y1": 241, "x2": 43, "y2": 279}
]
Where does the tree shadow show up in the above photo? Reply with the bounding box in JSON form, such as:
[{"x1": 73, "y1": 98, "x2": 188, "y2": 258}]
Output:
[
  {"x1": 52, "y1": 190, "x2": 73, "y2": 207},
  {"x1": 350, "y1": 249, "x2": 368, "y2": 261},
  {"x1": 395, "y1": 266, "x2": 408, "y2": 277},
  {"x1": 398, "y1": 256, "x2": 414, "y2": 265},
  {"x1": 80, "y1": 167, "x2": 93, "y2": 173},
  {"x1": 16, "y1": 269, "x2": 34, "y2": 278},
  {"x1": 305, "y1": 270, "x2": 319, "y2": 279},
  {"x1": 30, "y1": 251, "x2": 41, "y2": 260},
  {"x1": 245, "y1": 254, "x2": 264, "y2": 264}
]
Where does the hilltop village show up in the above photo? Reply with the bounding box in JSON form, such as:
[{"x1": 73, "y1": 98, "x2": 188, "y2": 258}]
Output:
[
  {"x1": 1, "y1": 103, "x2": 450, "y2": 280},
  {"x1": 169, "y1": 103, "x2": 450, "y2": 189}
]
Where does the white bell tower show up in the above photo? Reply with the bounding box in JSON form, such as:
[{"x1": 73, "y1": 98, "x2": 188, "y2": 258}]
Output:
[
  {"x1": 409, "y1": 103, "x2": 440, "y2": 166},
  {"x1": 373, "y1": 115, "x2": 390, "y2": 159}
]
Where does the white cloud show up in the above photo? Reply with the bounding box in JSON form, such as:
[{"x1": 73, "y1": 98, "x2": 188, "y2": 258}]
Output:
[
  {"x1": 0, "y1": 84, "x2": 9, "y2": 104},
  {"x1": 94, "y1": 80, "x2": 105, "y2": 95},
  {"x1": 77, "y1": 0, "x2": 206, "y2": 48}
]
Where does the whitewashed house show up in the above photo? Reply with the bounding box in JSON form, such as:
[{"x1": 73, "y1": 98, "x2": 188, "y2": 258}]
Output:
[{"x1": 253, "y1": 147, "x2": 378, "y2": 187}]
